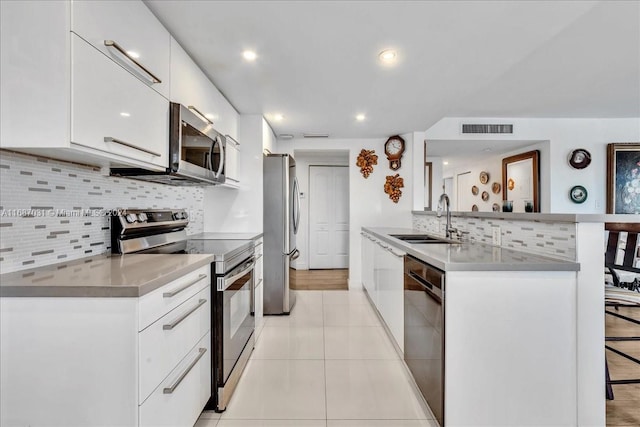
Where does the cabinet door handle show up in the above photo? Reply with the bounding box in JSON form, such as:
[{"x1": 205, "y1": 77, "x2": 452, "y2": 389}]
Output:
[
  {"x1": 104, "y1": 40, "x2": 162, "y2": 84},
  {"x1": 104, "y1": 137, "x2": 161, "y2": 157},
  {"x1": 387, "y1": 247, "x2": 405, "y2": 257},
  {"x1": 187, "y1": 105, "x2": 213, "y2": 125},
  {"x1": 163, "y1": 298, "x2": 207, "y2": 330},
  {"x1": 163, "y1": 274, "x2": 207, "y2": 298},
  {"x1": 163, "y1": 347, "x2": 207, "y2": 394}
]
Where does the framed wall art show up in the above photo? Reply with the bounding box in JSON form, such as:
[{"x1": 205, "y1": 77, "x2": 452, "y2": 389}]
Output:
[{"x1": 607, "y1": 142, "x2": 640, "y2": 214}]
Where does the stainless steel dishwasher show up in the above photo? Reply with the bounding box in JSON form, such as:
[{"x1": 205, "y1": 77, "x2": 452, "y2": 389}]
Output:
[{"x1": 404, "y1": 255, "x2": 445, "y2": 426}]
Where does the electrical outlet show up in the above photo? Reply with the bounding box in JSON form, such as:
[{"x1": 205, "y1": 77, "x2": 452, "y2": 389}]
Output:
[{"x1": 492, "y1": 226, "x2": 501, "y2": 246}]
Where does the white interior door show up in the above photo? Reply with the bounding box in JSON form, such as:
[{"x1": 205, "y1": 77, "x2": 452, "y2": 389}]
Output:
[
  {"x1": 309, "y1": 166, "x2": 349, "y2": 269},
  {"x1": 456, "y1": 171, "x2": 473, "y2": 212}
]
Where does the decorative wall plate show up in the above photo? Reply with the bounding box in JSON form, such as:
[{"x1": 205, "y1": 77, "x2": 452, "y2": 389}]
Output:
[
  {"x1": 481, "y1": 191, "x2": 489, "y2": 201},
  {"x1": 492, "y1": 203, "x2": 500, "y2": 212},
  {"x1": 471, "y1": 204, "x2": 479, "y2": 211},
  {"x1": 491, "y1": 182, "x2": 501, "y2": 194},
  {"x1": 472, "y1": 185, "x2": 479, "y2": 195},
  {"x1": 568, "y1": 149, "x2": 591, "y2": 169},
  {"x1": 479, "y1": 171, "x2": 489, "y2": 184},
  {"x1": 569, "y1": 185, "x2": 588, "y2": 204},
  {"x1": 508, "y1": 178, "x2": 515, "y2": 191}
]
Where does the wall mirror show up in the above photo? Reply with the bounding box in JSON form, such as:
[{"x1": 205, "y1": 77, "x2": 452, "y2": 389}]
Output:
[{"x1": 502, "y1": 150, "x2": 540, "y2": 212}]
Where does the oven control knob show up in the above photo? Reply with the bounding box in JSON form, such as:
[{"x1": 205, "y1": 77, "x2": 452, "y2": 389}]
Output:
[
  {"x1": 125, "y1": 213, "x2": 137, "y2": 223},
  {"x1": 137, "y1": 213, "x2": 148, "y2": 222},
  {"x1": 174, "y1": 211, "x2": 188, "y2": 220}
]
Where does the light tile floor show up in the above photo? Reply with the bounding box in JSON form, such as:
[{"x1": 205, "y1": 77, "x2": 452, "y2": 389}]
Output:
[{"x1": 195, "y1": 290, "x2": 436, "y2": 427}]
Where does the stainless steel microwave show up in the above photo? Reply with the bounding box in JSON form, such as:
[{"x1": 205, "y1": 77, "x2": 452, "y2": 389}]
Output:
[{"x1": 111, "y1": 102, "x2": 226, "y2": 186}]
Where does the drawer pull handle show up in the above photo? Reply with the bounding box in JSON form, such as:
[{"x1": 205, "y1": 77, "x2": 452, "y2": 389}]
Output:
[
  {"x1": 163, "y1": 274, "x2": 207, "y2": 298},
  {"x1": 163, "y1": 298, "x2": 207, "y2": 330},
  {"x1": 104, "y1": 137, "x2": 161, "y2": 157},
  {"x1": 187, "y1": 105, "x2": 214, "y2": 125},
  {"x1": 163, "y1": 347, "x2": 207, "y2": 394},
  {"x1": 255, "y1": 278, "x2": 263, "y2": 288},
  {"x1": 387, "y1": 247, "x2": 405, "y2": 257},
  {"x1": 255, "y1": 253, "x2": 263, "y2": 260},
  {"x1": 104, "y1": 39, "x2": 162, "y2": 84}
]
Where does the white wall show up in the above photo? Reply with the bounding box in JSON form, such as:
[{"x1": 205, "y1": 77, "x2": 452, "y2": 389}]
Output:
[
  {"x1": 278, "y1": 135, "x2": 415, "y2": 287},
  {"x1": 291, "y1": 152, "x2": 349, "y2": 270},
  {"x1": 203, "y1": 115, "x2": 275, "y2": 233},
  {"x1": 420, "y1": 117, "x2": 640, "y2": 213}
]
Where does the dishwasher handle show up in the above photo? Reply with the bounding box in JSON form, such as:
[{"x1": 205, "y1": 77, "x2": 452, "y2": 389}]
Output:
[{"x1": 407, "y1": 270, "x2": 443, "y2": 301}]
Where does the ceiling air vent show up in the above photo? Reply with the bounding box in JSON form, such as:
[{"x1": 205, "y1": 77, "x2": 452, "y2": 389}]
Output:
[
  {"x1": 461, "y1": 124, "x2": 513, "y2": 134},
  {"x1": 303, "y1": 133, "x2": 330, "y2": 138}
]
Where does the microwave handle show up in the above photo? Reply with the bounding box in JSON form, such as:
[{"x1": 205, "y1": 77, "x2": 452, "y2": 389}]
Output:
[
  {"x1": 214, "y1": 136, "x2": 225, "y2": 178},
  {"x1": 207, "y1": 139, "x2": 214, "y2": 171}
]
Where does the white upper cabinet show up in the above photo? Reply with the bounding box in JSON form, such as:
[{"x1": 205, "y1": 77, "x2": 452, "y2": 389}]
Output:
[
  {"x1": 170, "y1": 37, "x2": 239, "y2": 140},
  {"x1": 71, "y1": 0, "x2": 170, "y2": 99},
  {"x1": 71, "y1": 35, "x2": 169, "y2": 169},
  {"x1": 224, "y1": 135, "x2": 241, "y2": 186},
  {"x1": 1, "y1": 0, "x2": 169, "y2": 170}
]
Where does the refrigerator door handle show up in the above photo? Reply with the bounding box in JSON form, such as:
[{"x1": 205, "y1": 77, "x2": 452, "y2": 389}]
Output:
[
  {"x1": 293, "y1": 177, "x2": 301, "y2": 234},
  {"x1": 290, "y1": 248, "x2": 300, "y2": 261}
]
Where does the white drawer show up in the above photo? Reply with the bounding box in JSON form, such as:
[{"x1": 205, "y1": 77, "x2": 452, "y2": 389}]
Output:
[
  {"x1": 139, "y1": 286, "x2": 210, "y2": 404},
  {"x1": 71, "y1": 0, "x2": 170, "y2": 98},
  {"x1": 139, "y1": 265, "x2": 210, "y2": 331},
  {"x1": 139, "y1": 332, "x2": 211, "y2": 427}
]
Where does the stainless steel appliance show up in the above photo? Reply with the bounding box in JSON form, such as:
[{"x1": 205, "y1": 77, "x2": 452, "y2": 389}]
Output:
[
  {"x1": 263, "y1": 153, "x2": 300, "y2": 314},
  {"x1": 111, "y1": 103, "x2": 226, "y2": 186},
  {"x1": 404, "y1": 255, "x2": 445, "y2": 426},
  {"x1": 111, "y1": 209, "x2": 255, "y2": 412}
]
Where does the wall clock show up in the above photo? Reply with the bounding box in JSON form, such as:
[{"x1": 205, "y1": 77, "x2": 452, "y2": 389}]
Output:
[{"x1": 384, "y1": 135, "x2": 405, "y2": 170}]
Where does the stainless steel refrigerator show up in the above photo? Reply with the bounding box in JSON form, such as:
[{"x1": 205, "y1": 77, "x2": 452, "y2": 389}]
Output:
[{"x1": 263, "y1": 153, "x2": 300, "y2": 314}]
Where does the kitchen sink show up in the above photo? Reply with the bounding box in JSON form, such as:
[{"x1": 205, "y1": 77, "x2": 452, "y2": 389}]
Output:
[{"x1": 389, "y1": 234, "x2": 458, "y2": 244}]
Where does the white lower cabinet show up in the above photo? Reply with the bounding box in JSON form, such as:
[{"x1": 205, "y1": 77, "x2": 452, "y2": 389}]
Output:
[
  {"x1": 223, "y1": 136, "x2": 241, "y2": 187},
  {"x1": 140, "y1": 332, "x2": 211, "y2": 427},
  {"x1": 0, "y1": 265, "x2": 211, "y2": 427},
  {"x1": 362, "y1": 231, "x2": 405, "y2": 352}
]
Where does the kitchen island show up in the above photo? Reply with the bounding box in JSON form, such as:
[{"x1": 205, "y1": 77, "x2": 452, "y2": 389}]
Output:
[{"x1": 362, "y1": 227, "x2": 580, "y2": 427}]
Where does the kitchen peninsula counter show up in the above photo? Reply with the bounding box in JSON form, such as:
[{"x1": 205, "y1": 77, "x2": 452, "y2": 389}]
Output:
[
  {"x1": 363, "y1": 227, "x2": 579, "y2": 272},
  {"x1": 0, "y1": 253, "x2": 214, "y2": 297}
]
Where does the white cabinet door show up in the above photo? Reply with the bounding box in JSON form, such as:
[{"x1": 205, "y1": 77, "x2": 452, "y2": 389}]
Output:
[
  {"x1": 1, "y1": 0, "x2": 69, "y2": 150},
  {"x1": 170, "y1": 38, "x2": 239, "y2": 139},
  {"x1": 361, "y1": 233, "x2": 375, "y2": 297},
  {"x1": 71, "y1": 0, "x2": 170, "y2": 98},
  {"x1": 372, "y1": 239, "x2": 405, "y2": 352},
  {"x1": 71, "y1": 35, "x2": 169, "y2": 170},
  {"x1": 224, "y1": 136, "x2": 241, "y2": 187}
]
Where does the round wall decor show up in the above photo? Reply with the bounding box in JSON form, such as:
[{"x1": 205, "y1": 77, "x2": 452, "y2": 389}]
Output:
[
  {"x1": 471, "y1": 204, "x2": 479, "y2": 212},
  {"x1": 492, "y1": 203, "x2": 500, "y2": 212},
  {"x1": 568, "y1": 149, "x2": 591, "y2": 169},
  {"x1": 479, "y1": 171, "x2": 489, "y2": 184},
  {"x1": 472, "y1": 185, "x2": 479, "y2": 195},
  {"x1": 491, "y1": 182, "x2": 501, "y2": 194},
  {"x1": 569, "y1": 185, "x2": 588, "y2": 204},
  {"x1": 481, "y1": 191, "x2": 489, "y2": 201}
]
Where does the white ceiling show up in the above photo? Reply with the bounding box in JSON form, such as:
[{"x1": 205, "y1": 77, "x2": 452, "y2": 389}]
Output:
[{"x1": 146, "y1": 0, "x2": 640, "y2": 139}]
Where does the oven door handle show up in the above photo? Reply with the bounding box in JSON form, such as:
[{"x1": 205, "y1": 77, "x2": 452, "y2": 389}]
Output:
[{"x1": 218, "y1": 259, "x2": 256, "y2": 291}]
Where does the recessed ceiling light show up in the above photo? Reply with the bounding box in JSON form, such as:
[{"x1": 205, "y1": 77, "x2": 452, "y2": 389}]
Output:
[
  {"x1": 273, "y1": 114, "x2": 284, "y2": 121},
  {"x1": 120, "y1": 112, "x2": 131, "y2": 117},
  {"x1": 378, "y1": 49, "x2": 397, "y2": 64},
  {"x1": 356, "y1": 114, "x2": 366, "y2": 121},
  {"x1": 443, "y1": 161, "x2": 449, "y2": 165},
  {"x1": 242, "y1": 50, "x2": 257, "y2": 61}
]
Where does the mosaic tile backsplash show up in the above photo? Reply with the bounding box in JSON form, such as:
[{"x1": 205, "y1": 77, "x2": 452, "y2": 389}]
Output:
[
  {"x1": 413, "y1": 213, "x2": 577, "y2": 261},
  {"x1": 0, "y1": 150, "x2": 205, "y2": 274}
]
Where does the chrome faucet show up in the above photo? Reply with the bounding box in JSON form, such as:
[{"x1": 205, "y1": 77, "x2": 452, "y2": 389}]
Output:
[{"x1": 437, "y1": 193, "x2": 455, "y2": 238}]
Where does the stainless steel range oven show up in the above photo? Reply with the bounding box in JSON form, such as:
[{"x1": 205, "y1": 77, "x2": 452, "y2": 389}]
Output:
[{"x1": 112, "y1": 209, "x2": 255, "y2": 412}]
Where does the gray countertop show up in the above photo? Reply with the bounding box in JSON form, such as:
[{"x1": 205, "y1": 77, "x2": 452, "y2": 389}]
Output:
[
  {"x1": 363, "y1": 227, "x2": 580, "y2": 272},
  {"x1": 0, "y1": 254, "x2": 214, "y2": 298},
  {"x1": 412, "y1": 210, "x2": 640, "y2": 223}
]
